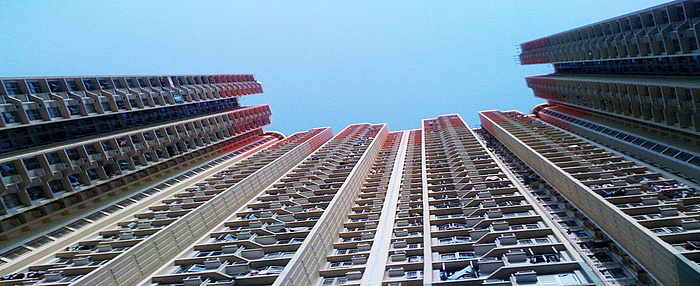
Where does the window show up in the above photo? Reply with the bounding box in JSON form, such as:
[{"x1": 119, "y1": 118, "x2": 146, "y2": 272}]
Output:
[
  {"x1": 117, "y1": 160, "x2": 130, "y2": 171},
  {"x1": 408, "y1": 243, "x2": 422, "y2": 249},
  {"x1": 406, "y1": 270, "x2": 423, "y2": 279},
  {"x1": 86, "y1": 169, "x2": 100, "y2": 181},
  {"x1": 47, "y1": 107, "x2": 62, "y2": 118},
  {"x1": 67, "y1": 105, "x2": 80, "y2": 116},
  {"x1": 2, "y1": 111, "x2": 20, "y2": 123},
  {"x1": 322, "y1": 277, "x2": 348, "y2": 285},
  {"x1": 48, "y1": 180, "x2": 65, "y2": 193},
  {"x1": 66, "y1": 80, "x2": 78, "y2": 91},
  {"x1": 84, "y1": 145, "x2": 98, "y2": 155},
  {"x1": 4, "y1": 82, "x2": 20, "y2": 95},
  {"x1": 336, "y1": 249, "x2": 358, "y2": 255},
  {"x1": 98, "y1": 78, "x2": 112, "y2": 89},
  {"x1": 26, "y1": 186, "x2": 46, "y2": 200},
  {"x1": 85, "y1": 104, "x2": 97, "y2": 114},
  {"x1": 101, "y1": 141, "x2": 113, "y2": 151},
  {"x1": 47, "y1": 80, "x2": 61, "y2": 92},
  {"x1": 264, "y1": 252, "x2": 293, "y2": 259},
  {"x1": 83, "y1": 79, "x2": 96, "y2": 90},
  {"x1": 525, "y1": 224, "x2": 540, "y2": 229},
  {"x1": 328, "y1": 261, "x2": 353, "y2": 269},
  {"x1": 66, "y1": 148, "x2": 80, "y2": 160},
  {"x1": 2, "y1": 193, "x2": 24, "y2": 209},
  {"x1": 195, "y1": 251, "x2": 223, "y2": 257},
  {"x1": 26, "y1": 109, "x2": 41, "y2": 121},
  {"x1": 67, "y1": 174, "x2": 81, "y2": 188},
  {"x1": 45, "y1": 153, "x2": 61, "y2": 164},
  {"x1": 407, "y1": 256, "x2": 423, "y2": 262},
  {"x1": 535, "y1": 237, "x2": 551, "y2": 244},
  {"x1": 27, "y1": 81, "x2": 41, "y2": 94},
  {"x1": 519, "y1": 239, "x2": 534, "y2": 245},
  {"x1": 101, "y1": 102, "x2": 111, "y2": 112},
  {"x1": 23, "y1": 157, "x2": 40, "y2": 170}
]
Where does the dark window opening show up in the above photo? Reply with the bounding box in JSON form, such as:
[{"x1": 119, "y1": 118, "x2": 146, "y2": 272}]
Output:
[
  {"x1": 2, "y1": 111, "x2": 20, "y2": 123},
  {"x1": 25, "y1": 109, "x2": 41, "y2": 121},
  {"x1": 48, "y1": 180, "x2": 65, "y2": 193},
  {"x1": 23, "y1": 157, "x2": 40, "y2": 170},
  {"x1": 83, "y1": 79, "x2": 96, "y2": 90},
  {"x1": 27, "y1": 186, "x2": 46, "y2": 201},
  {"x1": 66, "y1": 80, "x2": 78, "y2": 91},
  {"x1": 4, "y1": 82, "x2": 20, "y2": 95},
  {"x1": 0, "y1": 164, "x2": 17, "y2": 176},
  {"x1": 2, "y1": 193, "x2": 24, "y2": 209},
  {"x1": 86, "y1": 169, "x2": 100, "y2": 181},
  {"x1": 47, "y1": 107, "x2": 62, "y2": 118},
  {"x1": 84, "y1": 145, "x2": 98, "y2": 155},
  {"x1": 66, "y1": 148, "x2": 80, "y2": 160},
  {"x1": 27, "y1": 81, "x2": 42, "y2": 94},
  {"x1": 45, "y1": 153, "x2": 61, "y2": 165}
]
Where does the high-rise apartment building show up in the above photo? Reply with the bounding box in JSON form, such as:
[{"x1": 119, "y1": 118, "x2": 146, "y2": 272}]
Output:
[
  {"x1": 506, "y1": 1, "x2": 700, "y2": 285},
  {"x1": 0, "y1": 74, "x2": 277, "y2": 264},
  {"x1": 518, "y1": 0, "x2": 700, "y2": 181}
]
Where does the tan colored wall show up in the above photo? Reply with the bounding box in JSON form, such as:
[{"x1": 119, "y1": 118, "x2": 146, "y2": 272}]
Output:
[{"x1": 273, "y1": 125, "x2": 389, "y2": 286}]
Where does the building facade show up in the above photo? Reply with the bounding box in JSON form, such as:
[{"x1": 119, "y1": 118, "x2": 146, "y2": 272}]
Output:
[
  {"x1": 510, "y1": 1, "x2": 700, "y2": 285},
  {"x1": 519, "y1": 0, "x2": 700, "y2": 181},
  {"x1": 0, "y1": 74, "x2": 277, "y2": 266},
  {"x1": 0, "y1": 114, "x2": 604, "y2": 286}
]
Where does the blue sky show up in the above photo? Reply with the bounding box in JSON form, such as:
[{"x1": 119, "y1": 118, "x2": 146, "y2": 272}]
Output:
[{"x1": 0, "y1": 0, "x2": 666, "y2": 135}]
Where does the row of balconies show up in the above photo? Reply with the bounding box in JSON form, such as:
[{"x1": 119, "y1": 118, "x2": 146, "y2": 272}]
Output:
[
  {"x1": 497, "y1": 112, "x2": 700, "y2": 268},
  {"x1": 0, "y1": 151, "x2": 251, "y2": 272},
  {"x1": 0, "y1": 107, "x2": 267, "y2": 186},
  {"x1": 483, "y1": 126, "x2": 646, "y2": 285},
  {"x1": 0, "y1": 132, "x2": 278, "y2": 236},
  {"x1": 0, "y1": 75, "x2": 262, "y2": 126},
  {"x1": 0, "y1": 114, "x2": 269, "y2": 229},
  {"x1": 422, "y1": 126, "x2": 588, "y2": 285},
  {"x1": 318, "y1": 133, "x2": 406, "y2": 286},
  {"x1": 511, "y1": 118, "x2": 700, "y2": 224},
  {"x1": 0, "y1": 130, "x2": 314, "y2": 285},
  {"x1": 151, "y1": 129, "x2": 379, "y2": 286}
]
